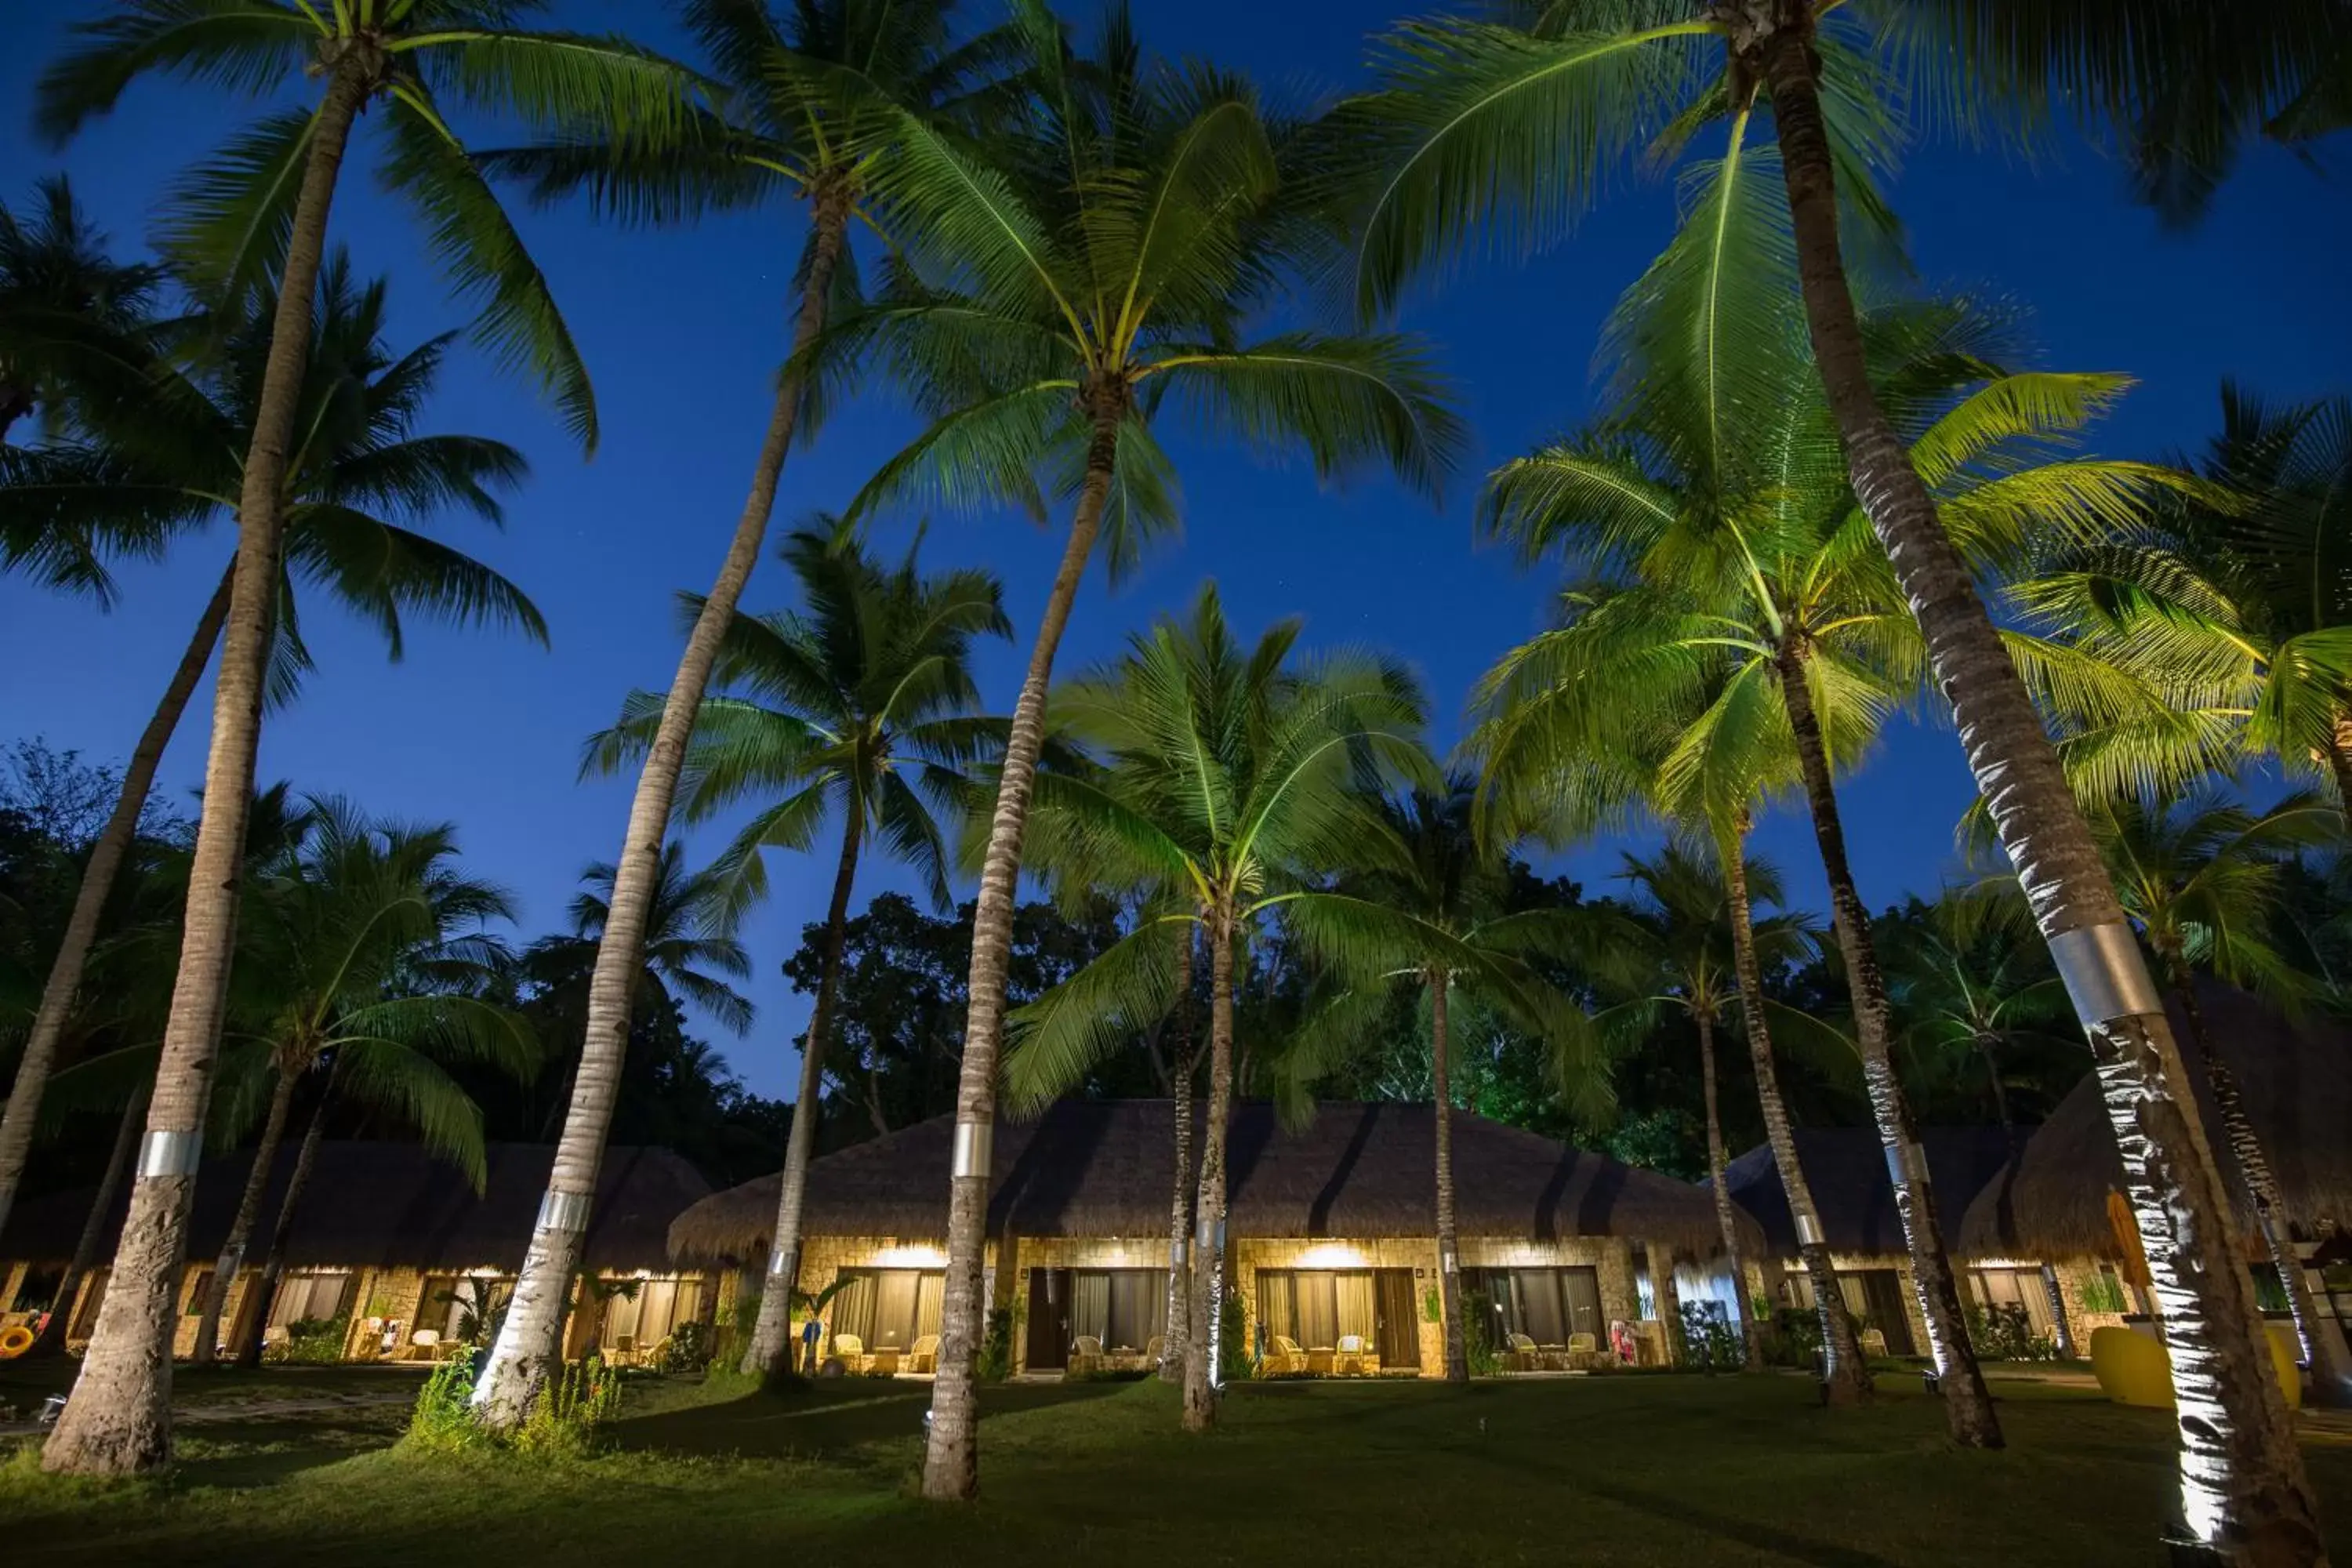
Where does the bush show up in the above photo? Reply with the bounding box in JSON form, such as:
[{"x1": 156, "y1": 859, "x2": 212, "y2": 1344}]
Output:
[
  {"x1": 976, "y1": 1305, "x2": 1017, "y2": 1384},
  {"x1": 270, "y1": 1314, "x2": 352, "y2": 1365},
  {"x1": 1965, "y1": 1302, "x2": 2060, "y2": 1362},
  {"x1": 1217, "y1": 1288, "x2": 1254, "y2": 1384},
  {"x1": 658, "y1": 1319, "x2": 715, "y2": 1374},
  {"x1": 1768, "y1": 1307, "x2": 1824, "y2": 1370},
  {"x1": 2077, "y1": 1270, "x2": 2129, "y2": 1315},
  {"x1": 515, "y1": 1356, "x2": 623, "y2": 1457},
  {"x1": 1678, "y1": 1301, "x2": 1743, "y2": 1372},
  {"x1": 402, "y1": 1348, "x2": 488, "y2": 1454},
  {"x1": 1461, "y1": 1290, "x2": 1500, "y2": 1377}
]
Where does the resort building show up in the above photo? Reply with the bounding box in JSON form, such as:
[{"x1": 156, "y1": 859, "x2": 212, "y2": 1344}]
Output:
[
  {"x1": 667, "y1": 1099, "x2": 1759, "y2": 1377},
  {"x1": 1715, "y1": 1127, "x2": 2021, "y2": 1356},
  {"x1": 1955, "y1": 983, "x2": 2352, "y2": 1363},
  {"x1": 0, "y1": 1142, "x2": 713, "y2": 1364}
]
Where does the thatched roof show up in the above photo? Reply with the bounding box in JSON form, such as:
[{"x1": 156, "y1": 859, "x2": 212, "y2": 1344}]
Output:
[
  {"x1": 668, "y1": 1100, "x2": 1759, "y2": 1265},
  {"x1": 1957, "y1": 984, "x2": 2352, "y2": 1262},
  {"x1": 1715, "y1": 1127, "x2": 2021, "y2": 1259},
  {"x1": 0, "y1": 1142, "x2": 710, "y2": 1273}
]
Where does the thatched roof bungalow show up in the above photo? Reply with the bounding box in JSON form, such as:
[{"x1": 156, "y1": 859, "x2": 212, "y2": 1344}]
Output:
[
  {"x1": 674, "y1": 1100, "x2": 1754, "y2": 1378},
  {"x1": 0, "y1": 1142, "x2": 712, "y2": 1364}
]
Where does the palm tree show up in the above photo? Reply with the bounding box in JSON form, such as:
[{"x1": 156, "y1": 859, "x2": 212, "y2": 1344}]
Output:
[
  {"x1": 808, "y1": 6, "x2": 1459, "y2": 1494},
  {"x1": 1344, "y1": 6, "x2": 2321, "y2": 1542},
  {"x1": 517, "y1": 845, "x2": 757, "y2": 1135},
  {"x1": 1001, "y1": 585, "x2": 1429, "y2": 1432},
  {"x1": 1879, "y1": 887, "x2": 2077, "y2": 1134},
  {"x1": 183, "y1": 798, "x2": 535, "y2": 1367},
  {"x1": 1471, "y1": 132, "x2": 2205, "y2": 1439},
  {"x1": 0, "y1": 257, "x2": 539, "y2": 1250},
  {"x1": 469, "y1": 0, "x2": 1008, "y2": 1426},
  {"x1": 37, "y1": 2, "x2": 686, "y2": 1475},
  {"x1": 1470, "y1": 603, "x2": 1873, "y2": 1405},
  {"x1": 1578, "y1": 844, "x2": 1820, "y2": 1370},
  {"x1": 0, "y1": 174, "x2": 162, "y2": 444},
  {"x1": 2088, "y1": 790, "x2": 2351, "y2": 1405},
  {"x1": 2018, "y1": 387, "x2": 2352, "y2": 825},
  {"x1": 1277, "y1": 777, "x2": 1602, "y2": 1383},
  {"x1": 584, "y1": 521, "x2": 1007, "y2": 1379}
]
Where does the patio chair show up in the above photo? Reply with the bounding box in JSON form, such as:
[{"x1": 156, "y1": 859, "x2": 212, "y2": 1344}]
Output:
[
  {"x1": 906, "y1": 1334, "x2": 938, "y2": 1374},
  {"x1": 1504, "y1": 1332, "x2": 1538, "y2": 1372},
  {"x1": 408, "y1": 1328, "x2": 441, "y2": 1363},
  {"x1": 1143, "y1": 1334, "x2": 1166, "y2": 1367},
  {"x1": 1071, "y1": 1334, "x2": 1103, "y2": 1375},
  {"x1": 612, "y1": 1334, "x2": 636, "y2": 1367},
  {"x1": 833, "y1": 1333, "x2": 867, "y2": 1373},
  {"x1": 1566, "y1": 1331, "x2": 1599, "y2": 1370},
  {"x1": 1334, "y1": 1334, "x2": 1380, "y2": 1377},
  {"x1": 1267, "y1": 1334, "x2": 1306, "y2": 1375},
  {"x1": 1859, "y1": 1328, "x2": 1889, "y2": 1360}
]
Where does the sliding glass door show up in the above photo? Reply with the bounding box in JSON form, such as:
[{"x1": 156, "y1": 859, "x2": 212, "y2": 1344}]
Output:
[
  {"x1": 829, "y1": 1268, "x2": 945, "y2": 1354},
  {"x1": 1463, "y1": 1266, "x2": 1602, "y2": 1347},
  {"x1": 1255, "y1": 1269, "x2": 1420, "y2": 1367}
]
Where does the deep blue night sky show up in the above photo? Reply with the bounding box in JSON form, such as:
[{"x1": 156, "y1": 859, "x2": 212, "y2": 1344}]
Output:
[{"x1": 3, "y1": 2, "x2": 2347, "y2": 1098}]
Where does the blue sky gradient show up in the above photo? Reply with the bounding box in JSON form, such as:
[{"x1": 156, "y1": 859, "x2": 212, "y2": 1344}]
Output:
[{"x1": 3, "y1": 1, "x2": 2347, "y2": 1097}]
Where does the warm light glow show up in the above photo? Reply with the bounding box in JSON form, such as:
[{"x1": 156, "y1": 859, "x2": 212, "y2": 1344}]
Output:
[
  {"x1": 1294, "y1": 1241, "x2": 1367, "y2": 1269},
  {"x1": 872, "y1": 1243, "x2": 949, "y2": 1269}
]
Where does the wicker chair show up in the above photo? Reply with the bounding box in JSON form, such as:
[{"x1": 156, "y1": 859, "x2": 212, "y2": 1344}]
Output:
[
  {"x1": 1504, "y1": 1331, "x2": 1539, "y2": 1372},
  {"x1": 906, "y1": 1334, "x2": 938, "y2": 1374},
  {"x1": 1070, "y1": 1334, "x2": 1104, "y2": 1375},
  {"x1": 1566, "y1": 1331, "x2": 1599, "y2": 1370},
  {"x1": 1265, "y1": 1334, "x2": 1308, "y2": 1375},
  {"x1": 832, "y1": 1332, "x2": 867, "y2": 1373},
  {"x1": 1334, "y1": 1333, "x2": 1380, "y2": 1377},
  {"x1": 408, "y1": 1328, "x2": 443, "y2": 1363},
  {"x1": 1859, "y1": 1327, "x2": 1889, "y2": 1360}
]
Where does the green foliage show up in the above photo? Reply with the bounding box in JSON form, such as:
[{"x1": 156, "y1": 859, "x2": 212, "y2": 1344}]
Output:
[
  {"x1": 977, "y1": 1305, "x2": 1017, "y2": 1385},
  {"x1": 515, "y1": 1357, "x2": 625, "y2": 1458},
  {"x1": 1422, "y1": 1287, "x2": 1442, "y2": 1325},
  {"x1": 659, "y1": 1320, "x2": 715, "y2": 1376},
  {"x1": 401, "y1": 1346, "x2": 488, "y2": 1454},
  {"x1": 1218, "y1": 1288, "x2": 1255, "y2": 1385},
  {"x1": 2077, "y1": 1271, "x2": 2129, "y2": 1316},
  {"x1": 1460, "y1": 1290, "x2": 1501, "y2": 1378},
  {"x1": 1678, "y1": 1301, "x2": 1742, "y2": 1372},
  {"x1": 271, "y1": 1315, "x2": 351, "y2": 1365},
  {"x1": 1964, "y1": 1303, "x2": 2060, "y2": 1363}
]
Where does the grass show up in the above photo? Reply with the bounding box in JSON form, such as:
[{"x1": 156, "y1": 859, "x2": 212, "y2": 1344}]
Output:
[{"x1": 2, "y1": 1368, "x2": 2347, "y2": 1565}]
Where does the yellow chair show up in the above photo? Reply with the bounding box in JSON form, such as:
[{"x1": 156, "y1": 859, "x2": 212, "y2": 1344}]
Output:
[
  {"x1": 1334, "y1": 1333, "x2": 1381, "y2": 1377},
  {"x1": 1503, "y1": 1331, "x2": 1538, "y2": 1371},
  {"x1": 1566, "y1": 1331, "x2": 1599, "y2": 1370},
  {"x1": 1859, "y1": 1328, "x2": 1889, "y2": 1360},
  {"x1": 906, "y1": 1334, "x2": 938, "y2": 1374},
  {"x1": 2090, "y1": 1324, "x2": 2303, "y2": 1410},
  {"x1": 1266, "y1": 1334, "x2": 1306, "y2": 1375},
  {"x1": 832, "y1": 1332, "x2": 867, "y2": 1373}
]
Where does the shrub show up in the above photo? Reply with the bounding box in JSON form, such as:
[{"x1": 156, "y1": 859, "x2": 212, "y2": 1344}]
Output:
[
  {"x1": 1461, "y1": 1290, "x2": 1500, "y2": 1377},
  {"x1": 2077, "y1": 1269, "x2": 2129, "y2": 1315},
  {"x1": 658, "y1": 1320, "x2": 715, "y2": 1374},
  {"x1": 976, "y1": 1305, "x2": 1017, "y2": 1383},
  {"x1": 1678, "y1": 1301, "x2": 1742, "y2": 1371},
  {"x1": 515, "y1": 1356, "x2": 623, "y2": 1457},
  {"x1": 402, "y1": 1348, "x2": 488, "y2": 1454},
  {"x1": 1964, "y1": 1302, "x2": 2059, "y2": 1362},
  {"x1": 1217, "y1": 1288, "x2": 1254, "y2": 1383},
  {"x1": 1768, "y1": 1306, "x2": 1823, "y2": 1370},
  {"x1": 273, "y1": 1314, "x2": 351, "y2": 1365}
]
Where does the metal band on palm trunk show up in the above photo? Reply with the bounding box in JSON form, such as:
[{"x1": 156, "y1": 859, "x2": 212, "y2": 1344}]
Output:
[
  {"x1": 2048, "y1": 922, "x2": 2163, "y2": 1025},
  {"x1": 952, "y1": 1120, "x2": 991, "y2": 1179},
  {"x1": 539, "y1": 1189, "x2": 593, "y2": 1234},
  {"x1": 136, "y1": 1129, "x2": 202, "y2": 1180}
]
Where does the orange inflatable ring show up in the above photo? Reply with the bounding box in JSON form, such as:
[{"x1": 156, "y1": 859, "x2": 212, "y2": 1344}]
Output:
[{"x1": 0, "y1": 1324, "x2": 34, "y2": 1359}]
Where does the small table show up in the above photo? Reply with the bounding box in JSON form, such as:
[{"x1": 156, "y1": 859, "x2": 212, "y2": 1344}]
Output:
[
  {"x1": 870, "y1": 1349, "x2": 900, "y2": 1376},
  {"x1": 1306, "y1": 1348, "x2": 1334, "y2": 1377}
]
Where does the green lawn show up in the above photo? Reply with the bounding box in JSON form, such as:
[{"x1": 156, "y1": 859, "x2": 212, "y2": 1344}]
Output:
[{"x1": 3, "y1": 1368, "x2": 2347, "y2": 1565}]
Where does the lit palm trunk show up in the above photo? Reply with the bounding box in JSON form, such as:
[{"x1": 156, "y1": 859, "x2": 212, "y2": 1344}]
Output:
[
  {"x1": 42, "y1": 60, "x2": 374, "y2": 1476},
  {"x1": 1184, "y1": 913, "x2": 1238, "y2": 1430},
  {"x1": 1718, "y1": 829, "x2": 1870, "y2": 1406},
  {"x1": 1749, "y1": 10, "x2": 2322, "y2": 1552},
  {"x1": 1429, "y1": 968, "x2": 1467, "y2": 1382},
  {"x1": 190, "y1": 1069, "x2": 299, "y2": 1368},
  {"x1": 1779, "y1": 641, "x2": 2000, "y2": 1445}
]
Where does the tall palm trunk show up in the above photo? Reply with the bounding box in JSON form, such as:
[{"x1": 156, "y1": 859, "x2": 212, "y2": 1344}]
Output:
[
  {"x1": 0, "y1": 559, "x2": 234, "y2": 1242},
  {"x1": 1780, "y1": 644, "x2": 1998, "y2": 1443},
  {"x1": 1718, "y1": 830, "x2": 1871, "y2": 1404},
  {"x1": 741, "y1": 810, "x2": 864, "y2": 1377},
  {"x1": 473, "y1": 193, "x2": 851, "y2": 1428},
  {"x1": 27, "y1": 1081, "x2": 148, "y2": 1359},
  {"x1": 236, "y1": 1083, "x2": 330, "y2": 1369},
  {"x1": 1161, "y1": 934, "x2": 1196, "y2": 1384},
  {"x1": 921, "y1": 408, "x2": 1123, "y2": 1500},
  {"x1": 191, "y1": 1068, "x2": 298, "y2": 1367},
  {"x1": 1753, "y1": 13, "x2": 2322, "y2": 1555},
  {"x1": 1696, "y1": 1011, "x2": 1762, "y2": 1370},
  {"x1": 1428, "y1": 967, "x2": 1467, "y2": 1382},
  {"x1": 1183, "y1": 912, "x2": 1236, "y2": 1432},
  {"x1": 42, "y1": 58, "x2": 374, "y2": 1478},
  {"x1": 2169, "y1": 964, "x2": 2348, "y2": 1406}
]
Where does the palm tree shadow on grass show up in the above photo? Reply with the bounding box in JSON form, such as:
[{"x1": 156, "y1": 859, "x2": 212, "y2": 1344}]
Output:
[{"x1": 611, "y1": 1379, "x2": 1126, "y2": 1462}]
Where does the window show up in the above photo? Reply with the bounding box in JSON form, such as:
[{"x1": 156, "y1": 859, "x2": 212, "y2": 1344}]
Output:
[
  {"x1": 828, "y1": 1269, "x2": 945, "y2": 1352},
  {"x1": 267, "y1": 1271, "x2": 354, "y2": 1329},
  {"x1": 600, "y1": 1277, "x2": 703, "y2": 1354},
  {"x1": 1968, "y1": 1267, "x2": 2056, "y2": 1339},
  {"x1": 419, "y1": 1276, "x2": 514, "y2": 1344},
  {"x1": 1066, "y1": 1269, "x2": 1167, "y2": 1353},
  {"x1": 1462, "y1": 1267, "x2": 1602, "y2": 1347}
]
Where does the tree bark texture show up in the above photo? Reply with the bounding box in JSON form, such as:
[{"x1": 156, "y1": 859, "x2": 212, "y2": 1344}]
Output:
[
  {"x1": 920, "y1": 410, "x2": 1121, "y2": 1498},
  {"x1": 0, "y1": 558, "x2": 234, "y2": 1243},
  {"x1": 1780, "y1": 643, "x2": 1999, "y2": 1443},
  {"x1": 1161, "y1": 934, "x2": 1196, "y2": 1384},
  {"x1": 1430, "y1": 969, "x2": 1467, "y2": 1383},
  {"x1": 741, "y1": 811, "x2": 864, "y2": 1377},
  {"x1": 1719, "y1": 832, "x2": 1872, "y2": 1405},
  {"x1": 1697, "y1": 1012, "x2": 1764, "y2": 1371},
  {"x1": 1757, "y1": 15, "x2": 2325, "y2": 1558},
  {"x1": 473, "y1": 194, "x2": 850, "y2": 1428},
  {"x1": 191, "y1": 1067, "x2": 297, "y2": 1367},
  {"x1": 43, "y1": 60, "x2": 372, "y2": 1476},
  {"x1": 1183, "y1": 913, "x2": 1236, "y2": 1432}
]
